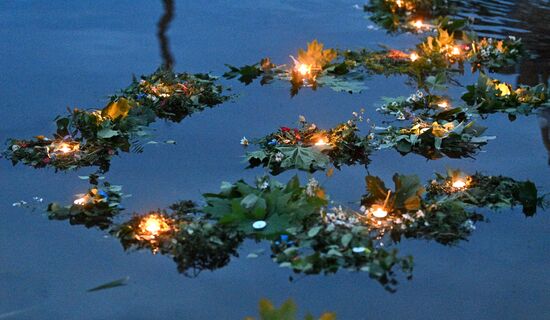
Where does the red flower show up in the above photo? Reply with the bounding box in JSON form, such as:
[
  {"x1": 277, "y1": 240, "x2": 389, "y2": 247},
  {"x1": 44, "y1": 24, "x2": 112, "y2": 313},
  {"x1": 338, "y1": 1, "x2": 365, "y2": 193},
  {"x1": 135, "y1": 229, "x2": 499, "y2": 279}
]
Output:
[
  {"x1": 42, "y1": 157, "x2": 51, "y2": 164},
  {"x1": 293, "y1": 128, "x2": 299, "y2": 134},
  {"x1": 295, "y1": 134, "x2": 301, "y2": 140},
  {"x1": 281, "y1": 127, "x2": 291, "y2": 132}
]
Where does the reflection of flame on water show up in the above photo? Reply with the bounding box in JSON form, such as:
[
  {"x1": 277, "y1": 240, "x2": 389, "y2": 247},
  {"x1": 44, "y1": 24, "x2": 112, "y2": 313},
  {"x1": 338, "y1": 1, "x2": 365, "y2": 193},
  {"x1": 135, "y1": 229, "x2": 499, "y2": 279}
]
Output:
[{"x1": 136, "y1": 213, "x2": 174, "y2": 241}]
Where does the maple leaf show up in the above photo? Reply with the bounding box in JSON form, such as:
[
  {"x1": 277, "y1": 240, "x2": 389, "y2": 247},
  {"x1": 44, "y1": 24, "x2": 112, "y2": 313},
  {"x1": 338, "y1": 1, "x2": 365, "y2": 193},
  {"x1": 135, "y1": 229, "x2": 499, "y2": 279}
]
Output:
[{"x1": 297, "y1": 40, "x2": 337, "y2": 69}]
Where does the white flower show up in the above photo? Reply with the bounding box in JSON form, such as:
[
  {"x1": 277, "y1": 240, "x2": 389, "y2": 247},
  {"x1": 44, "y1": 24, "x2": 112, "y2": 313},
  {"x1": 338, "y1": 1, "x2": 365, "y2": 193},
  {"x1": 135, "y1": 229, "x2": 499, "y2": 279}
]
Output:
[
  {"x1": 260, "y1": 181, "x2": 269, "y2": 190},
  {"x1": 395, "y1": 218, "x2": 402, "y2": 224},
  {"x1": 508, "y1": 36, "x2": 516, "y2": 41},
  {"x1": 299, "y1": 115, "x2": 306, "y2": 123},
  {"x1": 11, "y1": 145, "x2": 20, "y2": 151},
  {"x1": 306, "y1": 178, "x2": 320, "y2": 197},
  {"x1": 415, "y1": 210, "x2": 425, "y2": 218},
  {"x1": 396, "y1": 111, "x2": 406, "y2": 120},
  {"x1": 463, "y1": 220, "x2": 476, "y2": 231},
  {"x1": 240, "y1": 137, "x2": 249, "y2": 146},
  {"x1": 402, "y1": 213, "x2": 414, "y2": 221},
  {"x1": 274, "y1": 152, "x2": 284, "y2": 162}
]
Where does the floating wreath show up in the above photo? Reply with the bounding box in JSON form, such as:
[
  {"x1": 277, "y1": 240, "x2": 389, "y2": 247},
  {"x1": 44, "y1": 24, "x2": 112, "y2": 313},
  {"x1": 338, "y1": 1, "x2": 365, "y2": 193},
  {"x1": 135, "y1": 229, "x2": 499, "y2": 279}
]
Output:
[
  {"x1": 376, "y1": 120, "x2": 495, "y2": 159},
  {"x1": 244, "y1": 114, "x2": 372, "y2": 174},
  {"x1": 364, "y1": 0, "x2": 459, "y2": 33},
  {"x1": 224, "y1": 40, "x2": 368, "y2": 95},
  {"x1": 462, "y1": 73, "x2": 549, "y2": 119},
  {"x1": 376, "y1": 90, "x2": 470, "y2": 122},
  {"x1": 116, "y1": 68, "x2": 230, "y2": 123},
  {"x1": 426, "y1": 168, "x2": 546, "y2": 216},
  {"x1": 113, "y1": 202, "x2": 243, "y2": 277},
  {"x1": 3, "y1": 68, "x2": 231, "y2": 173},
  {"x1": 47, "y1": 177, "x2": 127, "y2": 229}
]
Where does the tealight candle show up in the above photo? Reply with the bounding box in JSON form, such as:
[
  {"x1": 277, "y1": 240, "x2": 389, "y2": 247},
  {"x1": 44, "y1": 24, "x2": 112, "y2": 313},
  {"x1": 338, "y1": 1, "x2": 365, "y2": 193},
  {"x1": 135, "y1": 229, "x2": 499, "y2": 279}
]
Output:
[
  {"x1": 437, "y1": 101, "x2": 449, "y2": 109},
  {"x1": 371, "y1": 205, "x2": 389, "y2": 218},
  {"x1": 73, "y1": 195, "x2": 89, "y2": 205},
  {"x1": 54, "y1": 141, "x2": 79, "y2": 154},
  {"x1": 137, "y1": 214, "x2": 171, "y2": 240},
  {"x1": 413, "y1": 20, "x2": 424, "y2": 30},
  {"x1": 452, "y1": 179, "x2": 467, "y2": 189},
  {"x1": 297, "y1": 63, "x2": 311, "y2": 76},
  {"x1": 451, "y1": 46, "x2": 461, "y2": 56},
  {"x1": 314, "y1": 138, "x2": 328, "y2": 146},
  {"x1": 410, "y1": 52, "x2": 419, "y2": 62}
]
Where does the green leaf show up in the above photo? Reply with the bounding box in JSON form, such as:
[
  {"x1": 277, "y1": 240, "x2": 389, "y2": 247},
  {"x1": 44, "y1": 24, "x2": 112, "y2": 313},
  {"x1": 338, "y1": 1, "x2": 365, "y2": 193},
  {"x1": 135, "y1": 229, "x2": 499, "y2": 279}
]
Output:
[
  {"x1": 97, "y1": 128, "x2": 119, "y2": 139},
  {"x1": 87, "y1": 276, "x2": 129, "y2": 292}
]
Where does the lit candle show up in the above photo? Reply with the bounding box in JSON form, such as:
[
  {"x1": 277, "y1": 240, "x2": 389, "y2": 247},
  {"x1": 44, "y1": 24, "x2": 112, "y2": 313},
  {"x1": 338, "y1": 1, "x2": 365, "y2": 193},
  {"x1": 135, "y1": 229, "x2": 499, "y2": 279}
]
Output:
[
  {"x1": 136, "y1": 214, "x2": 172, "y2": 240},
  {"x1": 413, "y1": 20, "x2": 424, "y2": 30},
  {"x1": 314, "y1": 138, "x2": 328, "y2": 146},
  {"x1": 437, "y1": 101, "x2": 449, "y2": 109},
  {"x1": 73, "y1": 195, "x2": 89, "y2": 205},
  {"x1": 396, "y1": 0, "x2": 404, "y2": 8},
  {"x1": 452, "y1": 179, "x2": 466, "y2": 189},
  {"x1": 54, "y1": 141, "x2": 79, "y2": 154},
  {"x1": 451, "y1": 46, "x2": 461, "y2": 56},
  {"x1": 371, "y1": 205, "x2": 389, "y2": 218},
  {"x1": 410, "y1": 52, "x2": 419, "y2": 62},
  {"x1": 370, "y1": 190, "x2": 392, "y2": 219},
  {"x1": 297, "y1": 63, "x2": 311, "y2": 76}
]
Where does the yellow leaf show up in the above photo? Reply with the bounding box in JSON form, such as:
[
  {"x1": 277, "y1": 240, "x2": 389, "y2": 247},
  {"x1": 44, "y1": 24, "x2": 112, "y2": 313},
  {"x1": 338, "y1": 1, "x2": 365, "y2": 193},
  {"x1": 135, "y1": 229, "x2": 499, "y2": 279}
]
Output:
[
  {"x1": 102, "y1": 98, "x2": 131, "y2": 119},
  {"x1": 495, "y1": 83, "x2": 511, "y2": 96},
  {"x1": 319, "y1": 312, "x2": 337, "y2": 320},
  {"x1": 297, "y1": 40, "x2": 337, "y2": 69}
]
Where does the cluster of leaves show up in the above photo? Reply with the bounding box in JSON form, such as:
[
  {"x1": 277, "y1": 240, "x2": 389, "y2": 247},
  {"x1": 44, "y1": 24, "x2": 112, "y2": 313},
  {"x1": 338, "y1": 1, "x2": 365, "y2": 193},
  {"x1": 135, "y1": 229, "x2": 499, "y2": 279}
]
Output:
[
  {"x1": 245, "y1": 115, "x2": 372, "y2": 175},
  {"x1": 113, "y1": 203, "x2": 244, "y2": 277},
  {"x1": 426, "y1": 169, "x2": 547, "y2": 216},
  {"x1": 272, "y1": 222, "x2": 414, "y2": 291},
  {"x1": 376, "y1": 120, "x2": 495, "y2": 159},
  {"x1": 467, "y1": 36, "x2": 524, "y2": 71},
  {"x1": 224, "y1": 40, "x2": 367, "y2": 95},
  {"x1": 47, "y1": 176, "x2": 126, "y2": 229},
  {"x1": 462, "y1": 73, "x2": 549, "y2": 119},
  {"x1": 364, "y1": 0, "x2": 459, "y2": 33},
  {"x1": 202, "y1": 176, "x2": 328, "y2": 238},
  {"x1": 376, "y1": 90, "x2": 470, "y2": 122},
  {"x1": 3, "y1": 68, "x2": 230, "y2": 173},
  {"x1": 116, "y1": 68, "x2": 230, "y2": 123},
  {"x1": 244, "y1": 298, "x2": 336, "y2": 320}
]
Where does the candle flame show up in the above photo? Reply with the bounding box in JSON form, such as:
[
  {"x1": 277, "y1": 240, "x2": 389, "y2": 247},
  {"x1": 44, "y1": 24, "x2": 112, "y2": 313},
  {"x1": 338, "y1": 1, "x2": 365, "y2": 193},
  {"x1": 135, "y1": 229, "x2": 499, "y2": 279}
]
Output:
[
  {"x1": 452, "y1": 179, "x2": 467, "y2": 189},
  {"x1": 314, "y1": 138, "x2": 328, "y2": 146},
  {"x1": 297, "y1": 63, "x2": 311, "y2": 76},
  {"x1": 54, "y1": 142, "x2": 79, "y2": 154},
  {"x1": 410, "y1": 52, "x2": 419, "y2": 62},
  {"x1": 396, "y1": 0, "x2": 404, "y2": 8},
  {"x1": 413, "y1": 20, "x2": 424, "y2": 29},
  {"x1": 73, "y1": 196, "x2": 88, "y2": 205},
  {"x1": 451, "y1": 46, "x2": 461, "y2": 56},
  {"x1": 437, "y1": 101, "x2": 449, "y2": 109},
  {"x1": 372, "y1": 206, "x2": 388, "y2": 218},
  {"x1": 136, "y1": 214, "x2": 172, "y2": 241}
]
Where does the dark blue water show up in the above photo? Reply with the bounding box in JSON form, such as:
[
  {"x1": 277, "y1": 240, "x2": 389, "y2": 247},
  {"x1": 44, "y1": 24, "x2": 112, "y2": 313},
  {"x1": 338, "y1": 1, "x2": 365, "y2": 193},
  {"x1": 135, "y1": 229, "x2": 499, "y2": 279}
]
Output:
[{"x1": 1, "y1": 1, "x2": 549, "y2": 319}]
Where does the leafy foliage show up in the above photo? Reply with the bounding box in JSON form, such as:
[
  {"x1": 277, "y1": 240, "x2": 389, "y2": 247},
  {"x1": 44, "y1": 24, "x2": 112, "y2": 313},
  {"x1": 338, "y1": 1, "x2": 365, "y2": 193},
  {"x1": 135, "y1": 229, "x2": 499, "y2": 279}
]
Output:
[
  {"x1": 376, "y1": 120, "x2": 495, "y2": 159},
  {"x1": 203, "y1": 176, "x2": 328, "y2": 238},
  {"x1": 244, "y1": 298, "x2": 336, "y2": 320},
  {"x1": 462, "y1": 73, "x2": 549, "y2": 119},
  {"x1": 47, "y1": 178, "x2": 126, "y2": 229},
  {"x1": 426, "y1": 169, "x2": 547, "y2": 216},
  {"x1": 3, "y1": 68, "x2": 230, "y2": 173},
  {"x1": 245, "y1": 114, "x2": 372, "y2": 174}
]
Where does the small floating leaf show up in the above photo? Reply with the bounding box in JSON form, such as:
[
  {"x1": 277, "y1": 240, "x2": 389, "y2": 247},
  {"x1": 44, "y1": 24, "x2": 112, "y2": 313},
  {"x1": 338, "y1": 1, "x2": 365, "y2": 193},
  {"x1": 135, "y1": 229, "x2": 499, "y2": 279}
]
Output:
[{"x1": 87, "y1": 276, "x2": 129, "y2": 292}]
